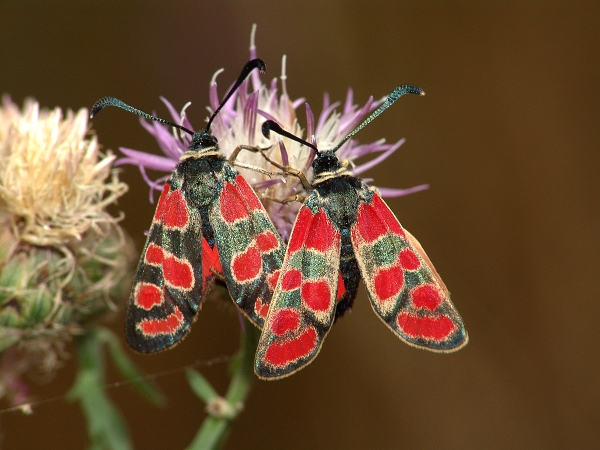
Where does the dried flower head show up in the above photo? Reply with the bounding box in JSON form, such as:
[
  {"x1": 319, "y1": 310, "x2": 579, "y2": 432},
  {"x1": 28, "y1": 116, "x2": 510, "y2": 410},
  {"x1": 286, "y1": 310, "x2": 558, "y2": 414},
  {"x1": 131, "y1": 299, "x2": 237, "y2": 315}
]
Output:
[
  {"x1": 117, "y1": 25, "x2": 428, "y2": 242},
  {"x1": 0, "y1": 96, "x2": 135, "y2": 406},
  {"x1": 0, "y1": 96, "x2": 126, "y2": 246}
]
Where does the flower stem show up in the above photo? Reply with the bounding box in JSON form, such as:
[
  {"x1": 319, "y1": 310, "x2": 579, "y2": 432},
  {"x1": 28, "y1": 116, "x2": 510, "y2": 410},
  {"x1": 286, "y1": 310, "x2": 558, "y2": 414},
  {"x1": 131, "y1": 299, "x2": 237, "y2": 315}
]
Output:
[
  {"x1": 68, "y1": 328, "x2": 133, "y2": 450},
  {"x1": 67, "y1": 327, "x2": 165, "y2": 449},
  {"x1": 186, "y1": 319, "x2": 260, "y2": 450}
]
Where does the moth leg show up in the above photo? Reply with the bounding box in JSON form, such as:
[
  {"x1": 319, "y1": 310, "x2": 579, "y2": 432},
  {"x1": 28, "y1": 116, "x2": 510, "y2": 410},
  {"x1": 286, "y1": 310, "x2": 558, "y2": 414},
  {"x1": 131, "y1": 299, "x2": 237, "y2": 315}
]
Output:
[
  {"x1": 253, "y1": 148, "x2": 311, "y2": 191},
  {"x1": 232, "y1": 162, "x2": 277, "y2": 177},
  {"x1": 263, "y1": 194, "x2": 306, "y2": 205},
  {"x1": 228, "y1": 144, "x2": 271, "y2": 164},
  {"x1": 228, "y1": 145, "x2": 280, "y2": 177}
]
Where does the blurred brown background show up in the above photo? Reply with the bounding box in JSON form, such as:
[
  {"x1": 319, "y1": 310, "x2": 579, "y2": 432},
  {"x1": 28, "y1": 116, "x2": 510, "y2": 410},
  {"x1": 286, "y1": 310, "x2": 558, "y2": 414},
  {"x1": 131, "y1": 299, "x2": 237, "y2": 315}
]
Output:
[{"x1": 1, "y1": 2, "x2": 598, "y2": 449}]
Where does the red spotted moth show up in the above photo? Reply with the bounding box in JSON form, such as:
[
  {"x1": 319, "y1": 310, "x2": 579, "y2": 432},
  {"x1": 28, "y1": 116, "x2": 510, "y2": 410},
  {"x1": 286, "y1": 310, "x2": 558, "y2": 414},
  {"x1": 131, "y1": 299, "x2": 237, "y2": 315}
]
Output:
[
  {"x1": 90, "y1": 60, "x2": 285, "y2": 352},
  {"x1": 255, "y1": 85, "x2": 468, "y2": 379}
]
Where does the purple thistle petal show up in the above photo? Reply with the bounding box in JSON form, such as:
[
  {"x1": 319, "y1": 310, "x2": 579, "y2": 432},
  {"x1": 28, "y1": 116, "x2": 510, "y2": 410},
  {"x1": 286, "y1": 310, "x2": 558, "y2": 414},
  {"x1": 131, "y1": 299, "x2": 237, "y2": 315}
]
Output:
[
  {"x1": 279, "y1": 141, "x2": 289, "y2": 167},
  {"x1": 303, "y1": 147, "x2": 316, "y2": 169},
  {"x1": 316, "y1": 93, "x2": 340, "y2": 135},
  {"x1": 305, "y1": 102, "x2": 315, "y2": 142},
  {"x1": 377, "y1": 184, "x2": 429, "y2": 197},
  {"x1": 209, "y1": 69, "x2": 227, "y2": 132},
  {"x1": 343, "y1": 88, "x2": 355, "y2": 115},
  {"x1": 253, "y1": 178, "x2": 284, "y2": 190},
  {"x1": 249, "y1": 24, "x2": 261, "y2": 92},
  {"x1": 280, "y1": 56, "x2": 289, "y2": 99},
  {"x1": 117, "y1": 148, "x2": 178, "y2": 172},
  {"x1": 213, "y1": 80, "x2": 238, "y2": 131},
  {"x1": 139, "y1": 118, "x2": 187, "y2": 160},
  {"x1": 257, "y1": 109, "x2": 281, "y2": 126},
  {"x1": 244, "y1": 91, "x2": 259, "y2": 143},
  {"x1": 139, "y1": 167, "x2": 170, "y2": 203},
  {"x1": 268, "y1": 78, "x2": 279, "y2": 111},
  {"x1": 159, "y1": 96, "x2": 193, "y2": 130},
  {"x1": 370, "y1": 95, "x2": 386, "y2": 110},
  {"x1": 292, "y1": 98, "x2": 306, "y2": 110},
  {"x1": 342, "y1": 138, "x2": 405, "y2": 162},
  {"x1": 353, "y1": 139, "x2": 406, "y2": 175},
  {"x1": 237, "y1": 80, "x2": 249, "y2": 111},
  {"x1": 338, "y1": 96, "x2": 374, "y2": 137}
]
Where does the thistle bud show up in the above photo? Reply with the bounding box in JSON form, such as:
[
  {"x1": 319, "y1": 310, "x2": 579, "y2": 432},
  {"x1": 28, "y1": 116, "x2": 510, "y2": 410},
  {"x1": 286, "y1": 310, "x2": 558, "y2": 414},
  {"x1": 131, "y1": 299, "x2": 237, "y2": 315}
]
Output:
[{"x1": 0, "y1": 96, "x2": 135, "y2": 405}]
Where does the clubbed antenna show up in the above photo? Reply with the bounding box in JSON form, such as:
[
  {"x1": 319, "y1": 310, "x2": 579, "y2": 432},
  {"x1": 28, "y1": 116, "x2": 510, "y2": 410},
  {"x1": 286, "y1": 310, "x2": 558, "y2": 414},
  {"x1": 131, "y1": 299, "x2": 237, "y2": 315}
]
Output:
[
  {"x1": 262, "y1": 120, "x2": 319, "y2": 153},
  {"x1": 262, "y1": 84, "x2": 424, "y2": 153},
  {"x1": 90, "y1": 97, "x2": 195, "y2": 136},
  {"x1": 90, "y1": 58, "x2": 267, "y2": 136},
  {"x1": 206, "y1": 58, "x2": 266, "y2": 131},
  {"x1": 330, "y1": 85, "x2": 424, "y2": 153}
]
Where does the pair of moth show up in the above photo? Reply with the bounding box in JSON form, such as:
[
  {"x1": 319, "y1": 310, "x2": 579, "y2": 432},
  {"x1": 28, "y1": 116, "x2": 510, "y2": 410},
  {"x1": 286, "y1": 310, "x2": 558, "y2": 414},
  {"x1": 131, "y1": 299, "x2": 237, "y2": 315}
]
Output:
[{"x1": 91, "y1": 59, "x2": 468, "y2": 380}]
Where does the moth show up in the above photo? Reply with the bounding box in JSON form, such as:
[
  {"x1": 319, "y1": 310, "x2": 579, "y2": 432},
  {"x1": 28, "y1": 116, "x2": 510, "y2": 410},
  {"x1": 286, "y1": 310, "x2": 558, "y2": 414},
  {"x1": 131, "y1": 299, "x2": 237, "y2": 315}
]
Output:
[
  {"x1": 255, "y1": 85, "x2": 468, "y2": 379},
  {"x1": 91, "y1": 59, "x2": 285, "y2": 352}
]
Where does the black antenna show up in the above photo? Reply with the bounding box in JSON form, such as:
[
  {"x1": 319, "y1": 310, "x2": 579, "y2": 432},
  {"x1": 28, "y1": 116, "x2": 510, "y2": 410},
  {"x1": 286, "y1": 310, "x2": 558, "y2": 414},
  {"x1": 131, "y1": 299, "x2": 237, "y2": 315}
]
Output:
[
  {"x1": 90, "y1": 58, "x2": 266, "y2": 136},
  {"x1": 262, "y1": 84, "x2": 424, "y2": 153},
  {"x1": 262, "y1": 120, "x2": 319, "y2": 153},
  {"x1": 206, "y1": 58, "x2": 266, "y2": 131}
]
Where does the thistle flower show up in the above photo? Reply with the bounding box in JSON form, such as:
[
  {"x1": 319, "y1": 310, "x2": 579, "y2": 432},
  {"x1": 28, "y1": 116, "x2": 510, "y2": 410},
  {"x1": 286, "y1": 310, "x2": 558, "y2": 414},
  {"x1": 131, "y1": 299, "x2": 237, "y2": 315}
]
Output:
[
  {"x1": 0, "y1": 96, "x2": 135, "y2": 406},
  {"x1": 117, "y1": 25, "x2": 428, "y2": 242}
]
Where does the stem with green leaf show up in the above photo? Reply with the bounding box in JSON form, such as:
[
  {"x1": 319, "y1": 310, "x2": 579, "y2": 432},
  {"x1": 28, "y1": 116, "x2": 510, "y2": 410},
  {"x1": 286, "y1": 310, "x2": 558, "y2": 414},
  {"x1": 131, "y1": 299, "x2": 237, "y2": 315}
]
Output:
[{"x1": 186, "y1": 318, "x2": 260, "y2": 450}]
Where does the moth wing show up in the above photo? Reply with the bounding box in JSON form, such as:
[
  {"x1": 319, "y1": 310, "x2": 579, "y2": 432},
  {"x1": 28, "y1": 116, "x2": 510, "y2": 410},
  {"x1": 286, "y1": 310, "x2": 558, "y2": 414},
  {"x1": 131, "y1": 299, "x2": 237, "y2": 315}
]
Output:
[
  {"x1": 125, "y1": 181, "x2": 206, "y2": 353},
  {"x1": 351, "y1": 192, "x2": 468, "y2": 352},
  {"x1": 210, "y1": 173, "x2": 285, "y2": 328},
  {"x1": 255, "y1": 203, "x2": 342, "y2": 379}
]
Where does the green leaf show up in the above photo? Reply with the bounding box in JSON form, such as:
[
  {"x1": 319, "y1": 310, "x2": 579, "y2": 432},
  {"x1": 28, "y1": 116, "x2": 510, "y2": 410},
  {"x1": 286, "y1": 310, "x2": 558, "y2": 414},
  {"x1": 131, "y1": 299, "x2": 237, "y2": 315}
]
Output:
[
  {"x1": 68, "y1": 329, "x2": 132, "y2": 450},
  {"x1": 186, "y1": 369, "x2": 219, "y2": 404},
  {"x1": 185, "y1": 319, "x2": 260, "y2": 450}
]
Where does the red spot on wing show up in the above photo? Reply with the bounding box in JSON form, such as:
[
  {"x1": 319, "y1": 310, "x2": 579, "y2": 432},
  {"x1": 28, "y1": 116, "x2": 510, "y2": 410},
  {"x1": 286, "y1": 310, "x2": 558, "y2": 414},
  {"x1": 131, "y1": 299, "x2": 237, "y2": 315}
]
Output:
[
  {"x1": 145, "y1": 243, "x2": 164, "y2": 265},
  {"x1": 373, "y1": 265, "x2": 404, "y2": 301},
  {"x1": 281, "y1": 268, "x2": 302, "y2": 291},
  {"x1": 305, "y1": 210, "x2": 336, "y2": 252},
  {"x1": 301, "y1": 280, "x2": 332, "y2": 312},
  {"x1": 268, "y1": 270, "x2": 280, "y2": 290},
  {"x1": 234, "y1": 174, "x2": 263, "y2": 210},
  {"x1": 270, "y1": 309, "x2": 300, "y2": 336},
  {"x1": 263, "y1": 327, "x2": 317, "y2": 366},
  {"x1": 371, "y1": 194, "x2": 405, "y2": 237},
  {"x1": 163, "y1": 190, "x2": 189, "y2": 229},
  {"x1": 153, "y1": 183, "x2": 171, "y2": 221},
  {"x1": 397, "y1": 313, "x2": 455, "y2": 341},
  {"x1": 163, "y1": 256, "x2": 194, "y2": 289},
  {"x1": 136, "y1": 284, "x2": 163, "y2": 309},
  {"x1": 355, "y1": 201, "x2": 387, "y2": 243},
  {"x1": 412, "y1": 284, "x2": 443, "y2": 310},
  {"x1": 400, "y1": 249, "x2": 420, "y2": 270},
  {"x1": 256, "y1": 230, "x2": 279, "y2": 253},
  {"x1": 255, "y1": 298, "x2": 269, "y2": 319},
  {"x1": 231, "y1": 247, "x2": 262, "y2": 282},
  {"x1": 287, "y1": 207, "x2": 313, "y2": 254},
  {"x1": 336, "y1": 272, "x2": 346, "y2": 300},
  {"x1": 140, "y1": 308, "x2": 184, "y2": 336},
  {"x1": 220, "y1": 182, "x2": 251, "y2": 223}
]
